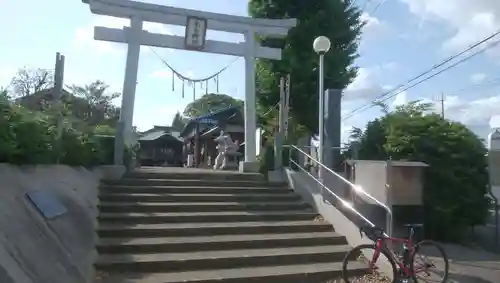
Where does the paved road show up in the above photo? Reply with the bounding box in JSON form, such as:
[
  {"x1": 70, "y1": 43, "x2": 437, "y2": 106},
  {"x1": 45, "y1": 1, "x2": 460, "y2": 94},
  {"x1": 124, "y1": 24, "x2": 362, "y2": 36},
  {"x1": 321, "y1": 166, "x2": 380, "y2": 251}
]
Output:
[{"x1": 440, "y1": 243, "x2": 500, "y2": 283}]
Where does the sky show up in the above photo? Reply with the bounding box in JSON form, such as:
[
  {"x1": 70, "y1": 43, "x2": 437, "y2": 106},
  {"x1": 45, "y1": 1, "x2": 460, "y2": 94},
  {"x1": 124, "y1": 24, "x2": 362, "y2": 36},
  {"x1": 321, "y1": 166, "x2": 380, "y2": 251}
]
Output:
[{"x1": 2, "y1": 0, "x2": 500, "y2": 142}]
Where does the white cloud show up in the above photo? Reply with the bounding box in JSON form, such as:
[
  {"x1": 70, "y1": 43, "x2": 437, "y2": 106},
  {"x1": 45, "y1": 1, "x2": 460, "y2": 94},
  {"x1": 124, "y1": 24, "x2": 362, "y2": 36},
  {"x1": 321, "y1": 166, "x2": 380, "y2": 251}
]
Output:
[
  {"x1": 344, "y1": 93, "x2": 500, "y2": 140},
  {"x1": 379, "y1": 62, "x2": 399, "y2": 72},
  {"x1": 343, "y1": 67, "x2": 386, "y2": 101},
  {"x1": 470, "y1": 72, "x2": 488, "y2": 83},
  {"x1": 399, "y1": 0, "x2": 500, "y2": 56},
  {"x1": 134, "y1": 102, "x2": 188, "y2": 131},
  {"x1": 74, "y1": 15, "x2": 173, "y2": 55},
  {"x1": 491, "y1": 115, "x2": 500, "y2": 128},
  {"x1": 150, "y1": 69, "x2": 172, "y2": 78},
  {"x1": 392, "y1": 91, "x2": 408, "y2": 108},
  {"x1": 447, "y1": 95, "x2": 500, "y2": 126},
  {"x1": 360, "y1": 12, "x2": 390, "y2": 39},
  {"x1": 417, "y1": 94, "x2": 500, "y2": 138}
]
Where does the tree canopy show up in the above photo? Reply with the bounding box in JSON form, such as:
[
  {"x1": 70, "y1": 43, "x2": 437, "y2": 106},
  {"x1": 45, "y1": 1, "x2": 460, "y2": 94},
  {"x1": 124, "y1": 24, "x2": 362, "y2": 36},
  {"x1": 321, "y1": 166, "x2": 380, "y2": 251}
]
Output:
[
  {"x1": 67, "y1": 80, "x2": 121, "y2": 126},
  {"x1": 248, "y1": 0, "x2": 363, "y2": 134},
  {"x1": 351, "y1": 101, "x2": 490, "y2": 241},
  {"x1": 10, "y1": 67, "x2": 54, "y2": 98},
  {"x1": 0, "y1": 72, "x2": 136, "y2": 167},
  {"x1": 182, "y1": 93, "x2": 244, "y2": 118}
]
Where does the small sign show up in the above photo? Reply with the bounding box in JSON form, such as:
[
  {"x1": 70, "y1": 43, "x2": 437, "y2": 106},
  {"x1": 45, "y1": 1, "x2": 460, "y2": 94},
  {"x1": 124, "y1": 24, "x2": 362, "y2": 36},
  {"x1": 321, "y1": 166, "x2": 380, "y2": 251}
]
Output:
[
  {"x1": 25, "y1": 190, "x2": 67, "y2": 220},
  {"x1": 184, "y1": 16, "x2": 207, "y2": 50},
  {"x1": 198, "y1": 118, "x2": 218, "y2": 125},
  {"x1": 284, "y1": 74, "x2": 290, "y2": 138},
  {"x1": 324, "y1": 90, "x2": 329, "y2": 119}
]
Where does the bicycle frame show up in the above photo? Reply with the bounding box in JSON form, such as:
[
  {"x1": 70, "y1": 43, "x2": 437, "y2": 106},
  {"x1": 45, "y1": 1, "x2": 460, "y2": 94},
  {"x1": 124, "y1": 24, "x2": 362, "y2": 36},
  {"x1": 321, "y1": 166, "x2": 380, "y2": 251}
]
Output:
[{"x1": 370, "y1": 235, "x2": 427, "y2": 277}]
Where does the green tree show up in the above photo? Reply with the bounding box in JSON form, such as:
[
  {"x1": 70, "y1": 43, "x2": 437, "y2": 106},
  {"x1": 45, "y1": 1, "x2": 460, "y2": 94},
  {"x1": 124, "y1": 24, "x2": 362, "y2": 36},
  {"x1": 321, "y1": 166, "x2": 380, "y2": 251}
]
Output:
[
  {"x1": 0, "y1": 87, "x2": 9, "y2": 102},
  {"x1": 183, "y1": 93, "x2": 244, "y2": 118},
  {"x1": 93, "y1": 124, "x2": 116, "y2": 135},
  {"x1": 67, "y1": 80, "x2": 121, "y2": 125},
  {"x1": 356, "y1": 101, "x2": 490, "y2": 241},
  {"x1": 248, "y1": 0, "x2": 364, "y2": 134}
]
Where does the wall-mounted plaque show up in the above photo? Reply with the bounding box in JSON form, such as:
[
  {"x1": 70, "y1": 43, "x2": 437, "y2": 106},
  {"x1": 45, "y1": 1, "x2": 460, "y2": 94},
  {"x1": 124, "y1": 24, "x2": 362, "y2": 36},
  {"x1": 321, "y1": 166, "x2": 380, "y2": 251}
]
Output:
[{"x1": 25, "y1": 190, "x2": 67, "y2": 220}]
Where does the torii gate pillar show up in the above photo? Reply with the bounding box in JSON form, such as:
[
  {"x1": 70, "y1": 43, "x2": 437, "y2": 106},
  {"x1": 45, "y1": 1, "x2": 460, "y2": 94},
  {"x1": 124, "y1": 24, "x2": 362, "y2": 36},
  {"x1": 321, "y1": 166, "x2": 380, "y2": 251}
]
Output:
[
  {"x1": 240, "y1": 31, "x2": 258, "y2": 172},
  {"x1": 83, "y1": 0, "x2": 297, "y2": 171},
  {"x1": 121, "y1": 17, "x2": 142, "y2": 146}
]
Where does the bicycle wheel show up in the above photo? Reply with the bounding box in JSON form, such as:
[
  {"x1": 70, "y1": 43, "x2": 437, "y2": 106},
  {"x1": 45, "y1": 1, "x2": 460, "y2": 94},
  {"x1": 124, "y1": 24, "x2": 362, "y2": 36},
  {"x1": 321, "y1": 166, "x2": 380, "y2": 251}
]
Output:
[
  {"x1": 342, "y1": 244, "x2": 397, "y2": 283},
  {"x1": 410, "y1": 240, "x2": 449, "y2": 283}
]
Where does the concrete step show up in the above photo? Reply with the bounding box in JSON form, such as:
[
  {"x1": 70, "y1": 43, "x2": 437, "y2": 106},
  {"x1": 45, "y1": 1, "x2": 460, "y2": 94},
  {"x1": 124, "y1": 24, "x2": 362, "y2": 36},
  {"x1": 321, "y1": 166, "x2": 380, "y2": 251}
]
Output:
[
  {"x1": 102, "y1": 179, "x2": 286, "y2": 188},
  {"x1": 96, "y1": 262, "x2": 366, "y2": 283},
  {"x1": 99, "y1": 185, "x2": 292, "y2": 195},
  {"x1": 97, "y1": 232, "x2": 347, "y2": 254},
  {"x1": 98, "y1": 193, "x2": 301, "y2": 203},
  {"x1": 97, "y1": 221, "x2": 333, "y2": 238},
  {"x1": 98, "y1": 211, "x2": 318, "y2": 224},
  {"x1": 95, "y1": 245, "x2": 352, "y2": 273},
  {"x1": 126, "y1": 171, "x2": 265, "y2": 181},
  {"x1": 98, "y1": 201, "x2": 311, "y2": 213}
]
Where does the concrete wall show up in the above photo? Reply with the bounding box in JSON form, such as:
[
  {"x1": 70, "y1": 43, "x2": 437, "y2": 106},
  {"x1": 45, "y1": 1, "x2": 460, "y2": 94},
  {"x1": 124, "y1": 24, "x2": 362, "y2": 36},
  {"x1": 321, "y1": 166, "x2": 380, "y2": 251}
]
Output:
[
  {"x1": 0, "y1": 164, "x2": 105, "y2": 283},
  {"x1": 390, "y1": 166, "x2": 424, "y2": 206},
  {"x1": 490, "y1": 151, "x2": 500, "y2": 200},
  {"x1": 354, "y1": 162, "x2": 387, "y2": 205}
]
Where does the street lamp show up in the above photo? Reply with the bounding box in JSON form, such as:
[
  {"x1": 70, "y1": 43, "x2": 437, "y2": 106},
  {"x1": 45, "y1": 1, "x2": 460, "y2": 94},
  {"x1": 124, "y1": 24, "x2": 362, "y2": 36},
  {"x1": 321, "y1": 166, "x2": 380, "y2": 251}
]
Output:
[{"x1": 313, "y1": 36, "x2": 331, "y2": 180}]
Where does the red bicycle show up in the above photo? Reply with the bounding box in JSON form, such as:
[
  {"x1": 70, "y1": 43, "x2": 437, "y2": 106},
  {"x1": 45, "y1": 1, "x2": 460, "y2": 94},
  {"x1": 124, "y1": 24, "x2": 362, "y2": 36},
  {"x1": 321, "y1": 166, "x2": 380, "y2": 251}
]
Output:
[{"x1": 342, "y1": 224, "x2": 449, "y2": 283}]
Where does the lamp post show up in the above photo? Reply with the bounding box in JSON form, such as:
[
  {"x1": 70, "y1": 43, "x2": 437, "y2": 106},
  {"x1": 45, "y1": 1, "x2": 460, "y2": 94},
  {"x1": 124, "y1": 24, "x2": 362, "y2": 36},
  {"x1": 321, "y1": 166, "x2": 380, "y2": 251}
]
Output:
[{"x1": 313, "y1": 36, "x2": 331, "y2": 181}]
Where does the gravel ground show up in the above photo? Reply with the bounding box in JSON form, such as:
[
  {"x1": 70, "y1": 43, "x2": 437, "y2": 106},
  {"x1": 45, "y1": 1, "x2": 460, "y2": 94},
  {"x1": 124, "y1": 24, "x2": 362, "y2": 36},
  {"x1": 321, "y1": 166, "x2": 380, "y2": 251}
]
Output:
[{"x1": 327, "y1": 273, "x2": 393, "y2": 283}]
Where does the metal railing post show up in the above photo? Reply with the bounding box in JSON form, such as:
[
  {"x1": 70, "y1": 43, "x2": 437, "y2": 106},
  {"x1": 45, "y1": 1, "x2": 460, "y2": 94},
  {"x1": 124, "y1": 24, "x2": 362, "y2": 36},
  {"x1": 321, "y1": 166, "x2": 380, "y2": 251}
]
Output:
[{"x1": 385, "y1": 157, "x2": 393, "y2": 237}]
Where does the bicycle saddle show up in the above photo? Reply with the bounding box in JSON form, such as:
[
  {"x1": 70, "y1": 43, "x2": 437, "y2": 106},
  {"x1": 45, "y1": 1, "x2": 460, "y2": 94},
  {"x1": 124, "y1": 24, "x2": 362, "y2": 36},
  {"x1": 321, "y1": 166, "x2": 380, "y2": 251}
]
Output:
[{"x1": 403, "y1": 223, "x2": 424, "y2": 229}]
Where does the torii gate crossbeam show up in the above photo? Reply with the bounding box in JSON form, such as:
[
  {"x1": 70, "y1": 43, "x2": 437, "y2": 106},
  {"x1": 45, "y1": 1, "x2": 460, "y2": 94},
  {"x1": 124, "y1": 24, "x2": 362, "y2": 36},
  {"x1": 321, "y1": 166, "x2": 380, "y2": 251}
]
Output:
[{"x1": 83, "y1": 0, "x2": 297, "y2": 172}]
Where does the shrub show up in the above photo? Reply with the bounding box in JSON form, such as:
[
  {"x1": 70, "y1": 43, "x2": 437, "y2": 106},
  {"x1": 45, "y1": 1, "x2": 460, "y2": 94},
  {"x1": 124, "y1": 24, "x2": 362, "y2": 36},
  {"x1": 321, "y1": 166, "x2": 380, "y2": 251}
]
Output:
[
  {"x1": 354, "y1": 101, "x2": 490, "y2": 241},
  {"x1": 0, "y1": 97, "x2": 106, "y2": 167}
]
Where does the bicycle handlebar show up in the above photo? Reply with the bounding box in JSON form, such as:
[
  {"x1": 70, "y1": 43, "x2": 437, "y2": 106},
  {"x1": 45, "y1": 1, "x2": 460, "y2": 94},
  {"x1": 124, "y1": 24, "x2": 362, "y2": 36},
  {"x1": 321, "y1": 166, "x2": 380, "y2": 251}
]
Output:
[{"x1": 359, "y1": 225, "x2": 385, "y2": 240}]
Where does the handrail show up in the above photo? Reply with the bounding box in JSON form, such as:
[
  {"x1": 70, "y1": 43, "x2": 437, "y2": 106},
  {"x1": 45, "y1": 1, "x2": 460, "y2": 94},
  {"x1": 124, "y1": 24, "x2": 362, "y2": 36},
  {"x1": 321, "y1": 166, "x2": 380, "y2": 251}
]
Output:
[
  {"x1": 296, "y1": 145, "x2": 346, "y2": 149},
  {"x1": 286, "y1": 144, "x2": 393, "y2": 236}
]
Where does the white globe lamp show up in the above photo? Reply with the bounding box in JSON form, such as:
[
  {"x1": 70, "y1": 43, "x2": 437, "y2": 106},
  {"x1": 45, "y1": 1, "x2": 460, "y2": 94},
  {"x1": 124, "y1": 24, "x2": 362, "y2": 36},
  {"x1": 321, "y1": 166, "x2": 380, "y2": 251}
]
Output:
[{"x1": 313, "y1": 36, "x2": 331, "y2": 54}]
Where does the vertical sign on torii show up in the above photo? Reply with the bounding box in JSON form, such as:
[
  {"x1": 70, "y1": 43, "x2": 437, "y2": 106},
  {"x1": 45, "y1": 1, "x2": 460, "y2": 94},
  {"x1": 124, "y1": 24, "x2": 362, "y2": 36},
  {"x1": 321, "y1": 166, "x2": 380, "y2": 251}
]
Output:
[
  {"x1": 82, "y1": 0, "x2": 297, "y2": 172},
  {"x1": 184, "y1": 17, "x2": 207, "y2": 51}
]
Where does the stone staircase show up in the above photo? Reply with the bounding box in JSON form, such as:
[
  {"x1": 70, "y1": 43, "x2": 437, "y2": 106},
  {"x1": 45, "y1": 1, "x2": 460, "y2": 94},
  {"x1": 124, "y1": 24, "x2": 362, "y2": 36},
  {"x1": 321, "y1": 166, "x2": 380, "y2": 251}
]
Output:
[{"x1": 95, "y1": 169, "x2": 364, "y2": 282}]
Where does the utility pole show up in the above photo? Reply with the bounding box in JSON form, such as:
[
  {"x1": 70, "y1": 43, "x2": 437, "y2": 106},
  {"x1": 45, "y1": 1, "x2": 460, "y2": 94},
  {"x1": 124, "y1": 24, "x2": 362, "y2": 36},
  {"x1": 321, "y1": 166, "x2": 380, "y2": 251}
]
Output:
[
  {"x1": 53, "y1": 52, "x2": 65, "y2": 110},
  {"x1": 53, "y1": 52, "x2": 65, "y2": 163},
  {"x1": 434, "y1": 92, "x2": 445, "y2": 118}
]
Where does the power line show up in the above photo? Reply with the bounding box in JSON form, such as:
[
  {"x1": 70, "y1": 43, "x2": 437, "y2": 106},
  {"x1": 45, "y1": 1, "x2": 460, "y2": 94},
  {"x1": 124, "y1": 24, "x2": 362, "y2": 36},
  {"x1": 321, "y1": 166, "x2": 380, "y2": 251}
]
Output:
[
  {"x1": 343, "y1": 37, "x2": 500, "y2": 120},
  {"x1": 347, "y1": 0, "x2": 359, "y2": 10},
  {"x1": 262, "y1": 102, "x2": 280, "y2": 116},
  {"x1": 362, "y1": 0, "x2": 373, "y2": 12},
  {"x1": 372, "y1": 0, "x2": 387, "y2": 14},
  {"x1": 430, "y1": 77, "x2": 500, "y2": 119},
  {"x1": 342, "y1": 29, "x2": 500, "y2": 120}
]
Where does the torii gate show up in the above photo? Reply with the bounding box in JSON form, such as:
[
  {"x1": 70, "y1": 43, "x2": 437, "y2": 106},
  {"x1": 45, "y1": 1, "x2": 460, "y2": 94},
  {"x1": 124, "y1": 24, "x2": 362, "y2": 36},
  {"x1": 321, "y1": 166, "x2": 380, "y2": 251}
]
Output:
[{"x1": 82, "y1": 0, "x2": 296, "y2": 172}]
